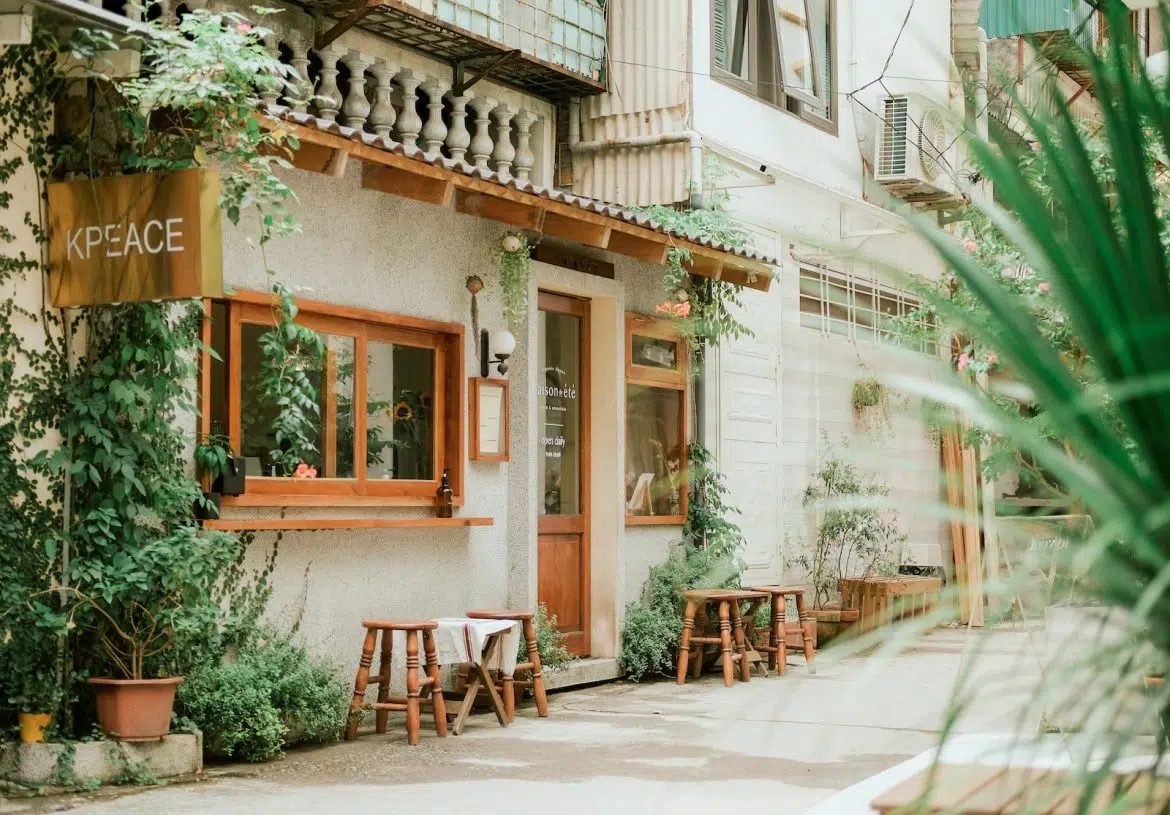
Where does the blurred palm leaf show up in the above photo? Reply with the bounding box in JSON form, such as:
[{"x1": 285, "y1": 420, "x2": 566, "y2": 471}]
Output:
[{"x1": 900, "y1": 0, "x2": 1170, "y2": 804}]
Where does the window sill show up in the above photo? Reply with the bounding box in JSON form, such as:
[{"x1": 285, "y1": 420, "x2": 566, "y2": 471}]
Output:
[
  {"x1": 203, "y1": 517, "x2": 494, "y2": 531},
  {"x1": 710, "y1": 75, "x2": 838, "y2": 136},
  {"x1": 221, "y1": 493, "x2": 465, "y2": 508},
  {"x1": 626, "y1": 515, "x2": 686, "y2": 527}
]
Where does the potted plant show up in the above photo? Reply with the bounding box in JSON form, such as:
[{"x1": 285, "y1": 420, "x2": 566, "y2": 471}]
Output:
[
  {"x1": 67, "y1": 526, "x2": 238, "y2": 742},
  {"x1": 7, "y1": 622, "x2": 65, "y2": 744},
  {"x1": 793, "y1": 437, "x2": 905, "y2": 647}
]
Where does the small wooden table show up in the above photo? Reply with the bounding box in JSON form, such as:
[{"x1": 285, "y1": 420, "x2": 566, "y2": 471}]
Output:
[{"x1": 433, "y1": 617, "x2": 520, "y2": 735}]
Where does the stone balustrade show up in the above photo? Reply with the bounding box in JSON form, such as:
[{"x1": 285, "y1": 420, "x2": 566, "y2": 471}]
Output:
[
  {"x1": 282, "y1": 38, "x2": 543, "y2": 181},
  {"x1": 97, "y1": 0, "x2": 547, "y2": 183}
]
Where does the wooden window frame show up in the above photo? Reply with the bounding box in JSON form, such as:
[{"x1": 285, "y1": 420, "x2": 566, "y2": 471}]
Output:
[
  {"x1": 205, "y1": 290, "x2": 465, "y2": 508},
  {"x1": 624, "y1": 313, "x2": 688, "y2": 527},
  {"x1": 710, "y1": 0, "x2": 838, "y2": 134}
]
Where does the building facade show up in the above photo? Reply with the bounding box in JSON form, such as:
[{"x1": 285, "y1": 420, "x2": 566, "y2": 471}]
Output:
[{"x1": 573, "y1": 0, "x2": 965, "y2": 588}]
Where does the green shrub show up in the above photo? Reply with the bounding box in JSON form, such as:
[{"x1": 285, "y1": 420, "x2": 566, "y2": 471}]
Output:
[
  {"x1": 177, "y1": 632, "x2": 347, "y2": 762},
  {"x1": 178, "y1": 660, "x2": 286, "y2": 762},
  {"x1": 518, "y1": 604, "x2": 572, "y2": 674},
  {"x1": 618, "y1": 603, "x2": 679, "y2": 682},
  {"x1": 619, "y1": 543, "x2": 744, "y2": 682}
]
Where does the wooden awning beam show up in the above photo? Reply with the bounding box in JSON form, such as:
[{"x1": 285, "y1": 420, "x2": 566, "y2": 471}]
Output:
[{"x1": 273, "y1": 119, "x2": 773, "y2": 291}]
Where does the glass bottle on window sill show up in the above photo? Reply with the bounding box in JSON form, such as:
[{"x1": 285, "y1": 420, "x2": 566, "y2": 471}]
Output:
[{"x1": 435, "y1": 468, "x2": 454, "y2": 518}]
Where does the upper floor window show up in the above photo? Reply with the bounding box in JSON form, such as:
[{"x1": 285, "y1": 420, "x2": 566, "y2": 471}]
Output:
[
  {"x1": 798, "y1": 266, "x2": 936, "y2": 355},
  {"x1": 712, "y1": 0, "x2": 834, "y2": 126}
]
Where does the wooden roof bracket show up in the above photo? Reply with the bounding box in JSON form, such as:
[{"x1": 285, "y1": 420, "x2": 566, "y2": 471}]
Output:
[
  {"x1": 452, "y1": 49, "x2": 521, "y2": 96},
  {"x1": 315, "y1": 0, "x2": 383, "y2": 51}
]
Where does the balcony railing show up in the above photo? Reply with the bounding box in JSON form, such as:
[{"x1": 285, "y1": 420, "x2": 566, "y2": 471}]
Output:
[{"x1": 290, "y1": 0, "x2": 607, "y2": 99}]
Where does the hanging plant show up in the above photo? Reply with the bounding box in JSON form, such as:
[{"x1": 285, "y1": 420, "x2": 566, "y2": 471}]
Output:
[
  {"x1": 852, "y1": 375, "x2": 894, "y2": 437},
  {"x1": 492, "y1": 231, "x2": 534, "y2": 330}
]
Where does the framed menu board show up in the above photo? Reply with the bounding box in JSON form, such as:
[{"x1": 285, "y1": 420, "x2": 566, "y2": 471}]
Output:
[{"x1": 469, "y1": 377, "x2": 509, "y2": 462}]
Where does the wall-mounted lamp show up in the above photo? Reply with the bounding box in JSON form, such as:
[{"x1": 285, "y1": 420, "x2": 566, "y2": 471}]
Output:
[{"x1": 481, "y1": 329, "x2": 517, "y2": 377}]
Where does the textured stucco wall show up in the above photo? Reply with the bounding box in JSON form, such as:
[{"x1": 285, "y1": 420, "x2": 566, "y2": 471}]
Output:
[{"x1": 219, "y1": 162, "x2": 678, "y2": 671}]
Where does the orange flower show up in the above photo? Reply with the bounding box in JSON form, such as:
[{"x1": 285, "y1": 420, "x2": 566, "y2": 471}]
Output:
[{"x1": 294, "y1": 463, "x2": 318, "y2": 479}]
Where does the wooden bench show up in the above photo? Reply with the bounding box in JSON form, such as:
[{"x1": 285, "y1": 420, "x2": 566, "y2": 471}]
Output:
[{"x1": 840, "y1": 575, "x2": 942, "y2": 635}]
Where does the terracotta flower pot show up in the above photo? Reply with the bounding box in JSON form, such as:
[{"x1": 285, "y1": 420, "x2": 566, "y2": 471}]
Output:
[
  {"x1": 19, "y1": 712, "x2": 52, "y2": 744},
  {"x1": 89, "y1": 677, "x2": 183, "y2": 742}
]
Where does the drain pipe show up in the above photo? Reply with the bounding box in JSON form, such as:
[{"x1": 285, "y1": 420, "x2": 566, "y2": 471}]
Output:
[{"x1": 568, "y1": 98, "x2": 706, "y2": 209}]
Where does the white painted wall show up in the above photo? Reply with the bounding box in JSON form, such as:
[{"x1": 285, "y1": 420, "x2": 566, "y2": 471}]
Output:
[{"x1": 685, "y1": 0, "x2": 955, "y2": 586}]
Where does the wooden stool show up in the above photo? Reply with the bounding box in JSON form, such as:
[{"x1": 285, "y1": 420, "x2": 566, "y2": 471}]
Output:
[
  {"x1": 747, "y1": 586, "x2": 816, "y2": 675},
  {"x1": 676, "y1": 589, "x2": 767, "y2": 687},
  {"x1": 467, "y1": 609, "x2": 549, "y2": 722},
  {"x1": 345, "y1": 620, "x2": 447, "y2": 746}
]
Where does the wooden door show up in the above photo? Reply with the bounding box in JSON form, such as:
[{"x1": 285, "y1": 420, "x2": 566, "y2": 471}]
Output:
[{"x1": 537, "y1": 292, "x2": 590, "y2": 656}]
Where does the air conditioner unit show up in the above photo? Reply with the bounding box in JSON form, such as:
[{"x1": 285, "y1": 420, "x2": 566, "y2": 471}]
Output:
[{"x1": 873, "y1": 93, "x2": 961, "y2": 205}]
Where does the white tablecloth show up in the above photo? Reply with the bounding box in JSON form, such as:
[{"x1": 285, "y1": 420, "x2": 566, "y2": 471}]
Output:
[{"x1": 431, "y1": 617, "x2": 521, "y2": 676}]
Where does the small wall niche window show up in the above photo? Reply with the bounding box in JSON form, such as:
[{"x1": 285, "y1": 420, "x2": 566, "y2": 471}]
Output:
[
  {"x1": 625, "y1": 314, "x2": 688, "y2": 525},
  {"x1": 799, "y1": 266, "x2": 936, "y2": 354},
  {"x1": 204, "y1": 292, "x2": 463, "y2": 506},
  {"x1": 712, "y1": 0, "x2": 835, "y2": 126}
]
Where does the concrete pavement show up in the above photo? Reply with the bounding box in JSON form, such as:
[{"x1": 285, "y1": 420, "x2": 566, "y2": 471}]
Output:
[{"x1": 3, "y1": 628, "x2": 1043, "y2": 815}]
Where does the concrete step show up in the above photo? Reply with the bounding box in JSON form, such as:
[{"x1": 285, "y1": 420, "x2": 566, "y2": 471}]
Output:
[{"x1": 544, "y1": 656, "x2": 621, "y2": 691}]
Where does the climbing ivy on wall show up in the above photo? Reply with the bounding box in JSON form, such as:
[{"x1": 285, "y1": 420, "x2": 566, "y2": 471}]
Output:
[
  {"x1": 0, "y1": 6, "x2": 315, "y2": 735},
  {"x1": 620, "y1": 183, "x2": 765, "y2": 681}
]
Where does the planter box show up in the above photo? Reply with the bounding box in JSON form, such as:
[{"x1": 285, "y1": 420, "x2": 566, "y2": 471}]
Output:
[
  {"x1": 0, "y1": 733, "x2": 201, "y2": 789},
  {"x1": 840, "y1": 575, "x2": 943, "y2": 635}
]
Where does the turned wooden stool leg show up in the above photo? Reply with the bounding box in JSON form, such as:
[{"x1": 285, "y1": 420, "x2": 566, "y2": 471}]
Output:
[
  {"x1": 676, "y1": 599, "x2": 697, "y2": 684},
  {"x1": 730, "y1": 600, "x2": 750, "y2": 682},
  {"x1": 405, "y1": 630, "x2": 422, "y2": 745},
  {"x1": 775, "y1": 595, "x2": 789, "y2": 675},
  {"x1": 692, "y1": 605, "x2": 706, "y2": 679},
  {"x1": 768, "y1": 594, "x2": 781, "y2": 674},
  {"x1": 423, "y1": 629, "x2": 447, "y2": 737},
  {"x1": 501, "y1": 673, "x2": 516, "y2": 722},
  {"x1": 718, "y1": 600, "x2": 734, "y2": 688},
  {"x1": 374, "y1": 629, "x2": 393, "y2": 733},
  {"x1": 795, "y1": 591, "x2": 816, "y2": 675},
  {"x1": 523, "y1": 618, "x2": 549, "y2": 717},
  {"x1": 346, "y1": 627, "x2": 378, "y2": 740}
]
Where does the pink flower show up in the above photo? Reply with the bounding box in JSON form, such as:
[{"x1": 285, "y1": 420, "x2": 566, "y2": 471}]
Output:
[
  {"x1": 293, "y1": 463, "x2": 318, "y2": 479},
  {"x1": 963, "y1": 239, "x2": 978, "y2": 253},
  {"x1": 957, "y1": 353, "x2": 971, "y2": 372},
  {"x1": 987, "y1": 353, "x2": 999, "y2": 365},
  {"x1": 654, "y1": 301, "x2": 673, "y2": 315},
  {"x1": 674, "y1": 301, "x2": 692, "y2": 318},
  {"x1": 1037, "y1": 282, "x2": 1051, "y2": 293},
  {"x1": 234, "y1": 22, "x2": 252, "y2": 33}
]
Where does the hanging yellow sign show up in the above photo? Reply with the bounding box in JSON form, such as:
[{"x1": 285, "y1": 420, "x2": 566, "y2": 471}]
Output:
[{"x1": 47, "y1": 169, "x2": 223, "y2": 307}]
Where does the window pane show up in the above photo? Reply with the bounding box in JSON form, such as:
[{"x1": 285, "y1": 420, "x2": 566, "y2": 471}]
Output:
[
  {"x1": 714, "y1": 0, "x2": 751, "y2": 80},
  {"x1": 632, "y1": 335, "x2": 679, "y2": 371},
  {"x1": 239, "y1": 324, "x2": 355, "y2": 478},
  {"x1": 626, "y1": 385, "x2": 684, "y2": 517},
  {"x1": 540, "y1": 310, "x2": 583, "y2": 516},
  {"x1": 367, "y1": 341, "x2": 436, "y2": 481},
  {"x1": 799, "y1": 295, "x2": 822, "y2": 315},
  {"x1": 826, "y1": 279, "x2": 849, "y2": 322},
  {"x1": 774, "y1": 0, "x2": 818, "y2": 99},
  {"x1": 799, "y1": 271, "x2": 823, "y2": 297}
]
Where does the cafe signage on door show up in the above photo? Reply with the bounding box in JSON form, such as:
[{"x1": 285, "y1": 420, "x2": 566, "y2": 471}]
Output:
[{"x1": 47, "y1": 169, "x2": 223, "y2": 307}]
